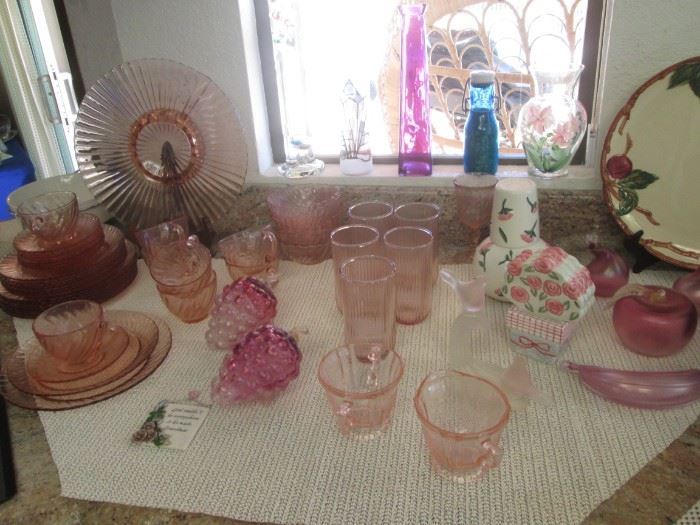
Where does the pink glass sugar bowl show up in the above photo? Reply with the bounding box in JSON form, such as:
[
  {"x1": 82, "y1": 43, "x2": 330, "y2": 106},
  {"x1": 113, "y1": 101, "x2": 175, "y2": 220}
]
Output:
[
  {"x1": 211, "y1": 325, "x2": 301, "y2": 404},
  {"x1": 17, "y1": 191, "x2": 79, "y2": 244},
  {"x1": 32, "y1": 300, "x2": 105, "y2": 370},
  {"x1": 414, "y1": 370, "x2": 511, "y2": 482},
  {"x1": 613, "y1": 285, "x2": 697, "y2": 357},
  {"x1": 318, "y1": 344, "x2": 404, "y2": 441},
  {"x1": 219, "y1": 226, "x2": 279, "y2": 286}
]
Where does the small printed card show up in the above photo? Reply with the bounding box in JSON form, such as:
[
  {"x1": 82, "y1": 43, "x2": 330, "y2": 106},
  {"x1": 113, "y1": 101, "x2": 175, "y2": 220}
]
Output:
[{"x1": 132, "y1": 400, "x2": 210, "y2": 450}]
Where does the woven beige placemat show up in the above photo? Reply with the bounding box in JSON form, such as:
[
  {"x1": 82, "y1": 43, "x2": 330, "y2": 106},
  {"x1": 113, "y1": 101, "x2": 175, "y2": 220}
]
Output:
[{"x1": 13, "y1": 260, "x2": 700, "y2": 524}]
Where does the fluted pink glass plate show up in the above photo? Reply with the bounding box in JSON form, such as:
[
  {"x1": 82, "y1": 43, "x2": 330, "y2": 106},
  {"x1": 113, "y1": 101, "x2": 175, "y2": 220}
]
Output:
[{"x1": 75, "y1": 59, "x2": 247, "y2": 230}]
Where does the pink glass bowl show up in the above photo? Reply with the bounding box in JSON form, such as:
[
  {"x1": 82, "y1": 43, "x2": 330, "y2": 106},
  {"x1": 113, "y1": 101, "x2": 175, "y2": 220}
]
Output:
[
  {"x1": 414, "y1": 370, "x2": 511, "y2": 482},
  {"x1": 280, "y1": 241, "x2": 331, "y2": 264},
  {"x1": 211, "y1": 325, "x2": 301, "y2": 404},
  {"x1": 17, "y1": 191, "x2": 79, "y2": 243},
  {"x1": 32, "y1": 300, "x2": 104, "y2": 366},
  {"x1": 317, "y1": 344, "x2": 404, "y2": 440},
  {"x1": 206, "y1": 277, "x2": 278, "y2": 351},
  {"x1": 612, "y1": 286, "x2": 697, "y2": 357}
]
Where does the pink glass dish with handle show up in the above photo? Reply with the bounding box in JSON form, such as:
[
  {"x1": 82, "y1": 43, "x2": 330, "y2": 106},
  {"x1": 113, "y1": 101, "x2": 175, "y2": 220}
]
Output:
[
  {"x1": 32, "y1": 300, "x2": 104, "y2": 369},
  {"x1": 318, "y1": 344, "x2": 404, "y2": 440},
  {"x1": 414, "y1": 370, "x2": 511, "y2": 482},
  {"x1": 219, "y1": 225, "x2": 279, "y2": 285}
]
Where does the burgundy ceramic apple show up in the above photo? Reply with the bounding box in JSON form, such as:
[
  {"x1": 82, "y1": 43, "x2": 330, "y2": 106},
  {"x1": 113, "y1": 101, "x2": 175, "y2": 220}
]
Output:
[
  {"x1": 586, "y1": 247, "x2": 629, "y2": 297},
  {"x1": 613, "y1": 286, "x2": 697, "y2": 357}
]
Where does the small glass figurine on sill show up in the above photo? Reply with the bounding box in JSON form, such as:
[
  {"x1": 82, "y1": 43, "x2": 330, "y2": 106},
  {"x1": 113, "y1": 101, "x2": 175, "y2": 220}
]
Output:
[
  {"x1": 278, "y1": 137, "x2": 325, "y2": 178},
  {"x1": 340, "y1": 80, "x2": 372, "y2": 176}
]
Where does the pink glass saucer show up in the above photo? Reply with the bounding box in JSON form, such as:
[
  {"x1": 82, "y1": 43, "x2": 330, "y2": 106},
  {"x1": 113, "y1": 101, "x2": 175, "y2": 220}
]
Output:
[
  {"x1": 0, "y1": 311, "x2": 172, "y2": 410},
  {"x1": 25, "y1": 323, "x2": 129, "y2": 382},
  {"x1": 14, "y1": 213, "x2": 104, "y2": 267}
]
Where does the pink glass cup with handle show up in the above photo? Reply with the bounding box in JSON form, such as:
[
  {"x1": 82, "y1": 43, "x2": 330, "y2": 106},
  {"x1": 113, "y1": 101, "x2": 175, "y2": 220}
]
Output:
[
  {"x1": 331, "y1": 224, "x2": 381, "y2": 312},
  {"x1": 414, "y1": 370, "x2": 511, "y2": 482},
  {"x1": 318, "y1": 344, "x2": 404, "y2": 440},
  {"x1": 394, "y1": 202, "x2": 441, "y2": 282},
  {"x1": 219, "y1": 226, "x2": 279, "y2": 286},
  {"x1": 32, "y1": 300, "x2": 104, "y2": 370},
  {"x1": 340, "y1": 255, "x2": 397, "y2": 352},
  {"x1": 348, "y1": 201, "x2": 394, "y2": 237},
  {"x1": 383, "y1": 226, "x2": 434, "y2": 325}
]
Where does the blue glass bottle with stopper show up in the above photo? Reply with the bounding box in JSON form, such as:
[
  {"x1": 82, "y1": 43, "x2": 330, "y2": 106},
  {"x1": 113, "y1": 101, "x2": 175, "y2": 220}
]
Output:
[{"x1": 463, "y1": 70, "x2": 499, "y2": 174}]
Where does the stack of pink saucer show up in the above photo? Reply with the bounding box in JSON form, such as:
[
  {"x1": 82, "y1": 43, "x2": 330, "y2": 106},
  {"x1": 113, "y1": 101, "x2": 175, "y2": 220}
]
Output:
[{"x1": 0, "y1": 192, "x2": 137, "y2": 318}]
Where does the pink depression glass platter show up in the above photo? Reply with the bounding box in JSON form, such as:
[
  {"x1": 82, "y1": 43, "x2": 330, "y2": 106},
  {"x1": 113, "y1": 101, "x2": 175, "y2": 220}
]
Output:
[
  {"x1": 75, "y1": 58, "x2": 248, "y2": 230},
  {"x1": 600, "y1": 56, "x2": 700, "y2": 270}
]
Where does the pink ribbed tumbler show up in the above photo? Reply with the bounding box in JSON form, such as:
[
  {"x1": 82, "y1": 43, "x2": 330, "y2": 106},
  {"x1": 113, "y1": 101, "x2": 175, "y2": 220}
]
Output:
[
  {"x1": 394, "y1": 202, "x2": 441, "y2": 282},
  {"x1": 348, "y1": 201, "x2": 395, "y2": 237},
  {"x1": 331, "y1": 225, "x2": 381, "y2": 312},
  {"x1": 340, "y1": 255, "x2": 397, "y2": 352},
  {"x1": 384, "y1": 226, "x2": 434, "y2": 325}
]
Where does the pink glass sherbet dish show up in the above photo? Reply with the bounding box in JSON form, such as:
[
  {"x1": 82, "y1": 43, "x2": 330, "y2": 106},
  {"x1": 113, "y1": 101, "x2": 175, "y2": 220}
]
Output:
[
  {"x1": 32, "y1": 300, "x2": 104, "y2": 369},
  {"x1": 318, "y1": 344, "x2": 404, "y2": 441},
  {"x1": 206, "y1": 277, "x2": 277, "y2": 351},
  {"x1": 211, "y1": 325, "x2": 301, "y2": 404},
  {"x1": 414, "y1": 370, "x2": 511, "y2": 482},
  {"x1": 613, "y1": 285, "x2": 697, "y2": 357}
]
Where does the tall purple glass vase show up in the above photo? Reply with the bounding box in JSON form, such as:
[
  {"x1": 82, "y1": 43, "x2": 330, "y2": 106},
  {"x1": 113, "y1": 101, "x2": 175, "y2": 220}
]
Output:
[{"x1": 398, "y1": 3, "x2": 432, "y2": 176}]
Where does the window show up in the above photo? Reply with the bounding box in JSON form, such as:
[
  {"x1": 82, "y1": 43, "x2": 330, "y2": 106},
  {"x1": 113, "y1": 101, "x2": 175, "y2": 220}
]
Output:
[{"x1": 257, "y1": 0, "x2": 602, "y2": 166}]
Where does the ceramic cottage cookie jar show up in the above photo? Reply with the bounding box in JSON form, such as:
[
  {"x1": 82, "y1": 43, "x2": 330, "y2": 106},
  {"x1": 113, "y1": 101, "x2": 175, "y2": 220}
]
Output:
[{"x1": 475, "y1": 178, "x2": 547, "y2": 300}]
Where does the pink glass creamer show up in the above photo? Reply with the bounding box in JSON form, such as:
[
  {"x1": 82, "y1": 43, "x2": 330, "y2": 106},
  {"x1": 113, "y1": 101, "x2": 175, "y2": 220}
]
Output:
[
  {"x1": 674, "y1": 269, "x2": 700, "y2": 317},
  {"x1": 613, "y1": 285, "x2": 697, "y2": 357}
]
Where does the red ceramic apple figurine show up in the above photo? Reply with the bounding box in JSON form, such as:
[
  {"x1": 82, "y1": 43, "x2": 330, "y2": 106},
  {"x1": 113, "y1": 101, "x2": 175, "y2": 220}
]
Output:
[{"x1": 613, "y1": 286, "x2": 697, "y2": 357}]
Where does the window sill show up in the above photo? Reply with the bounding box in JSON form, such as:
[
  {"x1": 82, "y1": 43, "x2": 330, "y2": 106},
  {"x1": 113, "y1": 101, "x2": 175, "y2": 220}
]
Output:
[{"x1": 248, "y1": 163, "x2": 602, "y2": 191}]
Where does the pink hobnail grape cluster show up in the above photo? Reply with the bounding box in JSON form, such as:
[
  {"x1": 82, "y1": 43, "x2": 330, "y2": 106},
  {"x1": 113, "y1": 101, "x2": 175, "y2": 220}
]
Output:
[
  {"x1": 205, "y1": 277, "x2": 277, "y2": 351},
  {"x1": 211, "y1": 325, "x2": 302, "y2": 404}
]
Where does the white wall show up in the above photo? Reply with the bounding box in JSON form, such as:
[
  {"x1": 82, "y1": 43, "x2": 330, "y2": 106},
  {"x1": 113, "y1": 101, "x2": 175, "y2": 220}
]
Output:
[
  {"x1": 63, "y1": 0, "x2": 122, "y2": 90},
  {"x1": 594, "y1": 0, "x2": 700, "y2": 165}
]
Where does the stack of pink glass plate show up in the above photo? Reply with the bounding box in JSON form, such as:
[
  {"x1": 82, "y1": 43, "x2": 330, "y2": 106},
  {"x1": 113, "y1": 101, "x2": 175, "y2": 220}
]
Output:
[{"x1": 0, "y1": 213, "x2": 137, "y2": 318}]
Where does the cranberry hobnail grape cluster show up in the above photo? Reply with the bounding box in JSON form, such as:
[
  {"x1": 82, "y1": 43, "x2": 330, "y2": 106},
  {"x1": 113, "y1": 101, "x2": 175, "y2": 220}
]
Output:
[{"x1": 205, "y1": 277, "x2": 277, "y2": 351}]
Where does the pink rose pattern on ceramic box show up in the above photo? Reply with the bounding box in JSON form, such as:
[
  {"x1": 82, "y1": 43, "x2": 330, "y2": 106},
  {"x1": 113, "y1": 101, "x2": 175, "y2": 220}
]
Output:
[{"x1": 503, "y1": 246, "x2": 595, "y2": 321}]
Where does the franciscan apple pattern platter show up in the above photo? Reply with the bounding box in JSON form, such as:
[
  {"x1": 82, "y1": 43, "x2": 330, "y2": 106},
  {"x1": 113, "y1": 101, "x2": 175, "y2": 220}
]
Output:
[{"x1": 600, "y1": 56, "x2": 700, "y2": 269}]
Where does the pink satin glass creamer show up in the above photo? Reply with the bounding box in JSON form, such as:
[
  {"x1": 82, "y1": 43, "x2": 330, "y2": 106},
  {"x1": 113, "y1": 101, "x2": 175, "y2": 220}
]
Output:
[
  {"x1": 586, "y1": 247, "x2": 629, "y2": 297},
  {"x1": 613, "y1": 286, "x2": 697, "y2": 357}
]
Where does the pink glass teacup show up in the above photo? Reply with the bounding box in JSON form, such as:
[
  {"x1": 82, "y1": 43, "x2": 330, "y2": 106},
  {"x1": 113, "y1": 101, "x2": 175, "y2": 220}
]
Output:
[
  {"x1": 157, "y1": 268, "x2": 217, "y2": 323},
  {"x1": 219, "y1": 225, "x2": 279, "y2": 285},
  {"x1": 318, "y1": 344, "x2": 404, "y2": 440},
  {"x1": 135, "y1": 216, "x2": 189, "y2": 264},
  {"x1": 414, "y1": 370, "x2": 511, "y2": 482},
  {"x1": 32, "y1": 300, "x2": 104, "y2": 369},
  {"x1": 17, "y1": 191, "x2": 79, "y2": 244},
  {"x1": 149, "y1": 234, "x2": 211, "y2": 287}
]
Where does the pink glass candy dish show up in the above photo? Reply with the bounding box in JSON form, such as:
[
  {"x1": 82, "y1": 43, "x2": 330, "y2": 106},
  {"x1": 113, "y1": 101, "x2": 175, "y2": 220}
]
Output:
[
  {"x1": 206, "y1": 277, "x2": 277, "y2": 350},
  {"x1": 563, "y1": 362, "x2": 700, "y2": 409},
  {"x1": 211, "y1": 325, "x2": 301, "y2": 404},
  {"x1": 16, "y1": 191, "x2": 79, "y2": 244},
  {"x1": 318, "y1": 344, "x2": 404, "y2": 440},
  {"x1": 586, "y1": 246, "x2": 629, "y2": 297},
  {"x1": 673, "y1": 269, "x2": 700, "y2": 317},
  {"x1": 32, "y1": 300, "x2": 104, "y2": 370},
  {"x1": 414, "y1": 370, "x2": 511, "y2": 482},
  {"x1": 613, "y1": 285, "x2": 697, "y2": 357}
]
